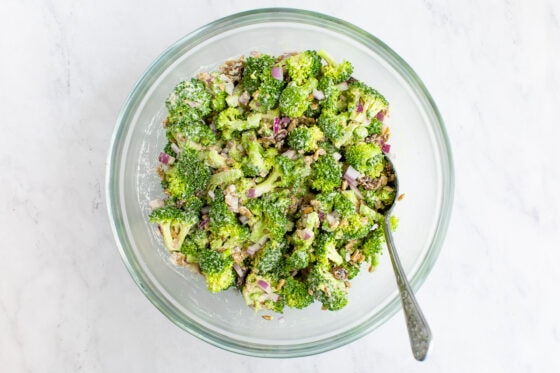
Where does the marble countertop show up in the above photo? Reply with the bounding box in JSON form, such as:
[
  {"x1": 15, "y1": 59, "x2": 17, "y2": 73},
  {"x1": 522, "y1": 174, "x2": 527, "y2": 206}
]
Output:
[{"x1": 1, "y1": 0, "x2": 559, "y2": 371}]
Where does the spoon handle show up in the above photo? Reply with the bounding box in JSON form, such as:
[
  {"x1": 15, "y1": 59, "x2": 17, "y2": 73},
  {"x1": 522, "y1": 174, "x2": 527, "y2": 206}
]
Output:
[{"x1": 383, "y1": 218, "x2": 432, "y2": 361}]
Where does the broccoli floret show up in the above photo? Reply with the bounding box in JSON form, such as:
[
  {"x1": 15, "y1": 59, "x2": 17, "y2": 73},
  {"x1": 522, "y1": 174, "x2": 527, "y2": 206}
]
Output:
[
  {"x1": 208, "y1": 168, "x2": 244, "y2": 189},
  {"x1": 335, "y1": 203, "x2": 379, "y2": 240},
  {"x1": 285, "y1": 50, "x2": 322, "y2": 85},
  {"x1": 317, "y1": 50, "x2": 354, "y2": 84},
  {"x1": 310, "y1": 154, "x2": 342, "y2": 192},
  {"x1": 287, "y1": 126, "x2": 324, "y2": 153},
  {"x1": 166, "y1": 118, "x2": 216, "y2": 148},
  {"x1": 317, "y1": 110, "x2": 344, "y2": 141},
  {"x1": 161, "y1": 148, "x2": 211, "y2": 200},
  {"x1": 314, "y1": 233, "x2": 343, "y2": 266},
  {"x1": 367, "y1": 118, "x2": 383, "y2": 135},
  {"x1": 180, "y1": 240, "x2": 201, "y2": 263},
  {"x1": 253, "y1": 241, "x2": 284, "y2": 275},
  {"x1": 333, "y1": 192, "x2": 357, "y2": 218},
  {"x1": 215, "y1": 107, "x2": 261, "y2": 140},
  {"x1": 317, "y1": 77, "x2": 347, "y2": 113},
  {"x1": 278, "y1": 79, "x2": 318, "y2": 118},
  {"x1": 361, "y1": 226, "x2": 385, "y2": 267},
  {"x1": 208, "y1": 189, "x2": 249, "y2": 248},
  {"x1": 344, "y1": 142, "x2": 384, "y2": 178},
  {"x1": 242, "y1": 272, "x2": 280, "y2": 311},
  {"x1": 363, "y1": 186, "x2": 397, "y2": 211},
  {"x1": 245, "y1": 194, "x2": 290, "y2": 243},
  {"x1": 247, "y1": 154, "x2": 311, "y2": 198},
  {"x1": 166, "y1": 78, "x2": 212, "y2": 123},
  {"x1": 390, "y1": 215, "x2": 399, "y2": 232},
  {"x1": 200, "y1": 147, "x2": 227, "y2": 169},
  {"x1": 241, "y1": 131, "x2": 275, "y2": 177},
  {"x1": 287, "y1": 211, "x2": 320, "y2": 270},
  {"x1": 243, "y1": 54, "x2": 276, "y2": 94},
  {"x1": 307, "y1": 265, "x2": 348, "y2": 310},
  {"x1": 199, "y1": 249, "x2": 235, "y2": 293},
  {"x1": 346, "y1": 81, "x2": 388, "y2": 123},
  {"x1": 149, "y1": 206, "x2": 199, "y2": 252},
  {"x1": 201, "y1": 72, "x2": 232, "y2": 112},
  {"x1": 242, "y1": 54, "x2": 285, "y2": 111},
  {"x1": 286, "y1": 248, "x2": 310, "y2": 270},
  {"x1": 281, "y1": 277, "x2": 314, "y2": 309}
]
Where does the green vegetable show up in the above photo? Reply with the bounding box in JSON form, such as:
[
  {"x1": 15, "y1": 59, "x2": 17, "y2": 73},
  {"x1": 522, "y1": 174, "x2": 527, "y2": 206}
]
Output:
[{"x1": 150, "y1": 51, "x2": 398, "y2": 313}]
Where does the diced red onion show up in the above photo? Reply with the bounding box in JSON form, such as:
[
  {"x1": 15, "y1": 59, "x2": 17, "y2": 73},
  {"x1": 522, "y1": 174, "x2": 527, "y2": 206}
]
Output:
[
  {"x1": 239, "y1": 91, "x2": 250, "y2": 105},
  {"x1": 247, "y1": 188, "x2": 257, "y2": 198},
  {"x1": 273, "y1": 117, "x2": 280, "y2": 134},
  {"x1": 376, "y1": 110, "x2": 385, "y2": 121},
  {"x1": 336, "y1": 82, "x2": 348, "y2": 91},
  {"x1": 149, "y1": 199, "x2": 165, "y2": 210},
  {"x1": 257, "y1": 279, "x2": 271, "y2": 292},
  {"x1": 280, "y1": 117, "x2": 291, "y2": 125},
  {"x1": 246, "y1": 243, "x2": 261, "y2": 256},
  {"x1": 312, "y1": 89, "x2": 325, "y2": 100},
  {"x1": 171, "y1": 143, "x2": 181, "y2": 155},
  {"x1": 326, "y1": 212, "x2": 339, "y2": 226},
  {"x1": 318, "y1": 211, "x2": 325, "y2": 221},
  {"x1": 382, "y1": 143, "x2": 391, "y2": 153},
  {"x1": 344, "y1": 165, "x2": 362, "y2": 185},
  {"x1": 159, "y1": 152, "x2": 170, "y2": 165},
  {"x1": 227, "y1": 195, "x2": 239, "y2": 212},
  {"x1": 233, "y1": 263, "x2": 247, "y2": 278},
  {"x1": 356, "y1": 101, "x2": 364, "y2": 113},
  {"x1": 349, "y1": 183, "x2": 364, "y2": 200},
  {"x1": 281, "y1": 149, "x2": 296, "y2": 159},
  {"x1": 197, "y1": 218, "x2": 209, "y2": 230},
  {"x1": 224, "y1": 82, "x2": 234, "y2": 95},
  {"x1": 332, "y1": 152, "x2": 342, "y2": 161},
  {"x1": 271, "y1": 66, "x2": 283, "y2": 81},
  {"x1": 268, "y1": 292, "x2": 280, "y2": 302},
  {"x1": 297, "y1": 228, "x2": 313, "y2": 240}
]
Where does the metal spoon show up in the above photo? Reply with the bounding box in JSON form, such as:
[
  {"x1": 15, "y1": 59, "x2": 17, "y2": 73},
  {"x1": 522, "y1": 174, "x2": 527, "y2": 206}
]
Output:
[{"x1": 381, "y1": 153, "x2": 432, "y2": 361}]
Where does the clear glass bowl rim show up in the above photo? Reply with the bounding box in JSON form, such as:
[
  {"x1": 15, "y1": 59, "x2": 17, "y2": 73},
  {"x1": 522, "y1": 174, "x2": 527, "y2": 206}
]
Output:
[{"x1": 106, "y1": 7, "x2": 454, "y2": 358}]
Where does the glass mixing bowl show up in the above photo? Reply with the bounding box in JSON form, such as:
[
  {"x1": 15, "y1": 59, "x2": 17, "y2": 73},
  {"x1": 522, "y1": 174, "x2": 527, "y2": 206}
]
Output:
[{"x1": 106, "y1": 8, "x2": 454, "y2": 357}]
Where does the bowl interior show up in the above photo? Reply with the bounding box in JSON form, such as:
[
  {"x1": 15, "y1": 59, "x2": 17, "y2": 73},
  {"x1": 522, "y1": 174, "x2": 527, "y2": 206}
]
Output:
[{"x1": 108, "y1": 9, "x2": 452, "y2": 357}]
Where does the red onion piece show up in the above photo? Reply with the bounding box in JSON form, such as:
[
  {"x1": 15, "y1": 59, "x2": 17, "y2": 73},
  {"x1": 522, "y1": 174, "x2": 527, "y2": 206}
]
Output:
[
  {"x1": 297, "y1": 228, "x2": 313, "y2": 240},
  {"x1": 344, "y1": 165, "x2": 362, "y2": 185},
  {"x1": 233, "y1": 263, "x2": 247, "y2": 278},
  {"x1": 271, "y1": 66, "x2": 283, "y2": 81},
  {"x1": 336, "y1": 82, "x2": 348, "y2": 91},
  {"x1": 376, "y1": 110, "x2": 385, "y2": 121},
  {"x1": 247, "y1": 188, "x2": 256, "y2": 198},
  {"x1": 382, "y1": 143, "x2": 391, "y2": 153},
  {"x1": 269, "y1": 292, "x2": 280, "y2": 302},
  {"x1": 257, "y1": 279, "x2": 271, "y2": 293},
  {"x1": 312, "y1": 89, "x2": 325, "y2": 100},
  {"x1": 159, "y1": 152, "x2": 170, "y2": 165},
  {"x1": 170, "y1": 143, "x2": 181, "y2": 155},
  {"x1": 238, "y1": 91, "x2": 250, "y2": 105},
  {"x1": 318, "y1": 211, "x2": 325, "y2": 221},
  {"x1": 273, "y1": 117, "x2": 280, "y2": 134},
  {"x1": 197, "y1": 218, "x2": 209, "y2": 229},
  {"x1": 280, "y1": 117, "x2": 291, "y2": 125},
  {"x1": 356, "y1": 101, "x2": 364, "y2": 113},
  {"x1": 149, "y1": 199, "x2": 165, "y2": 210},
  {"x1": 326, "y1": 212, "x2": 340, "y2": 226},
  {"x1": 224, "y1": 81, "x2": 234, "y2": 95},
  {"x1": 349, "y1": 183, "x2": 364, "y2": 200}
]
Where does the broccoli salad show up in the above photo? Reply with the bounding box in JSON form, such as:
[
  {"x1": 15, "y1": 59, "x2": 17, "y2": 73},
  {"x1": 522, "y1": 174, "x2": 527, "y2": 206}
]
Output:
[{"x1": 149, "y1": 50, "x2": 398, "y2": 312}]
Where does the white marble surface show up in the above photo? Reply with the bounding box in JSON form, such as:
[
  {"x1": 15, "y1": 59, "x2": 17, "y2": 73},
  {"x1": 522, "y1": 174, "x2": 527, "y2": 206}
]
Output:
[{"x1": 1, "y1": 0, "x2": 559, "y2": 371}]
